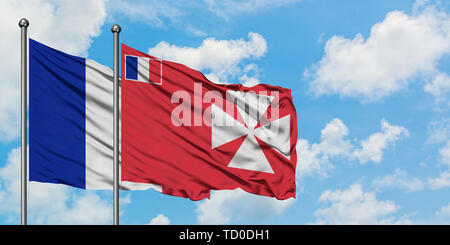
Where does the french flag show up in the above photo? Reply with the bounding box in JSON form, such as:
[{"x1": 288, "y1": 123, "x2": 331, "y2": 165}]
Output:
[
  {"x1": 124, "y1": 54, "x2": 162, "y2": 84},
  {"x1": 29, "y1": 39, "x2": 159, "y2": 191}
]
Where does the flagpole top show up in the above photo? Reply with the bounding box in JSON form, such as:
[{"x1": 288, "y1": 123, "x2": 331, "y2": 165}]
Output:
[
  {"x1": 111, "y1": 24, "x2": 121, "y2": 33},
  {"x1": 18, "y1": 18, "x2": 29, "y2": 28}
]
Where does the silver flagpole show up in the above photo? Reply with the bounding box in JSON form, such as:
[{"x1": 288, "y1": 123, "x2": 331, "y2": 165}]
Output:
[
  {"x1": 19, "y1": 18, "x2": 29, "y2": 226},
  {"x1": 111, "y1": 24, "x2": 121, "y2": 226}
]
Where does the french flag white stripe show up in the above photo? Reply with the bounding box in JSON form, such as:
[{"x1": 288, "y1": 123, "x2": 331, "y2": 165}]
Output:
[{"x1": 137, "y1": 56, "x2": 150, "y2": 83}]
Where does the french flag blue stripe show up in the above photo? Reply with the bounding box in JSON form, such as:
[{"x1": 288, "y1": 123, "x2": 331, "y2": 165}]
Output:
[
  {"x1": 125, "y1": 55, "x2": 138, "y2": 80},
  {"x1": 29, "y1": 39, "x2": 86, "y2": 189}
]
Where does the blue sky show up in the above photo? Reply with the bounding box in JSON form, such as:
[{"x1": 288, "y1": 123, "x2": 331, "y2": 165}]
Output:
[{"x1": 1, "y1": 0, "x2": 450, "y2": 225}]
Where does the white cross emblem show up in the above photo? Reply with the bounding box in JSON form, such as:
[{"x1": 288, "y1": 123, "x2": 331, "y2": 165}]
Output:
[{"x1": 211, "y1": 91, "x2": 291, "y2": 174}]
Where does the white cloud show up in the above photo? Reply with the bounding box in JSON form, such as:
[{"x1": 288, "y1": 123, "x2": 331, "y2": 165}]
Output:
[
  {"x1": 372, "y1": 169, "x2": 424, "y2": 192},
  {"x1": 296, "y1": 118, "x2": 351, "y2": 178},
  {"x1": 240, "y1": 74, "x2": 261, "y2": 87},
  {"x1": 424, "y1": 72, "x2": 450, "y2": 99},
  {"x1": 318, "y1": 118, "x2": 353, "y2": 156},
  {"x1": 203, "y1": 0, "x2": 300, "y2": 20},
  {"x1": 297, "y1": 118, "x2": 408, "y2": 178},
  {"x1": 428, "y1": 170, "x2": 450, "y2": 189},
  {"x1": 413, "y1": 0, "x2": 431, "y2": 13},
  {"x1": 296, "y1": 138, "x2": 334, "y2": 178},
  {"x1": 240, "y1": 63, "x2": 261, "y2": 87},
  {"x1": 44, "y1": 191, "x2": 112, "y2": 225},
  {"x1": 426, "y1": 122, "x2": 450, "y2": 190},
  {"x1": 427, "y1": 118, "x2": 450, "y2": 144},
  {"x1": 436, "y1": 202, "x2": 450, "y2": 217},
  {"x1": 0, "y1": 0, "x2": 107, "y2": 142},
  {"x1": 438, "y1": 140, "x2": 450, "y2": 166},
  {"x1": 0, "y1": 147, "x2": 115, "y2": 224},
  {"x1": 312, "y1": 183, "x2": 410, "y2": 224},
  {"x1": 305, "y1": 5, "x2": 450, "y2": 101},
  {"x1": 148, "y1": 32, "x2": 267, "y2": 84},
  {"x1": 148, "y1": 214, "x2": 171, "y2": 225},
  {"x1": 352, "y1": 119, "x2": 409, "y2": 164},
  {"x1": 0, "y1": 148, "x2": 22, "y2": 218},
  {"x1": 426, "y1": 140, "x2": 450, "y2": 189},
  {"x1": 195, "y1": 188, "x2": 294, "y2": 224},
  {"x1": 376, "y1": 214, "x2": 415, "y2": 225},
  {"x1": 120, "y1": 193, "x2": 132, "y2": 206}
]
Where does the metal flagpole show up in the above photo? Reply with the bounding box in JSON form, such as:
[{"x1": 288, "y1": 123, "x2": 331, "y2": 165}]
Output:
[
  {"x1": 19, "y1": 18, "x2": 29, "y2": 226},
  {"x1": 111, "y1": 24, "x2": 121, "y2": 226}
]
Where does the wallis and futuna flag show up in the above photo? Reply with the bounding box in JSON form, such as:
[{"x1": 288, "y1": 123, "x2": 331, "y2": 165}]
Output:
[{"x1": 121, "y1": 44, "x2": 298, "y2": 200}]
